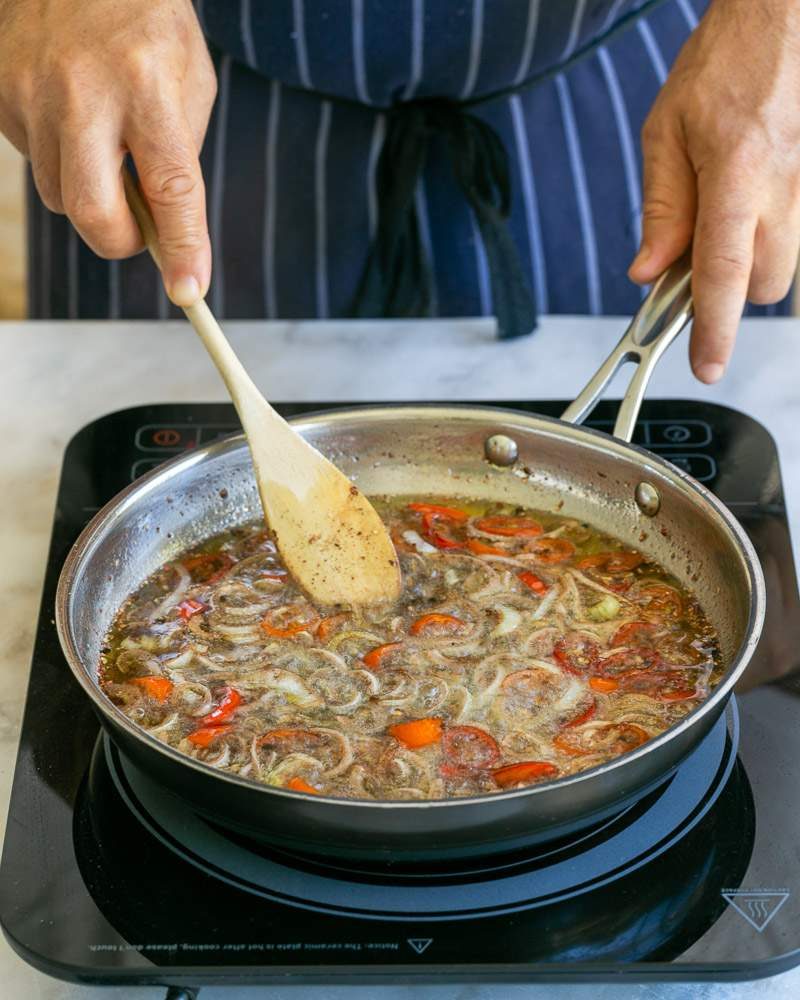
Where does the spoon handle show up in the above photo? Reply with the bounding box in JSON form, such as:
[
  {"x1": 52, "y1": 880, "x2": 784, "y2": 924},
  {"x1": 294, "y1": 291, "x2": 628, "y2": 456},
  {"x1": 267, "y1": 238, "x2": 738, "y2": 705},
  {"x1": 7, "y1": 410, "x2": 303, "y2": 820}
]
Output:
[{"x1": 122, "y1": 167, "x2": 270, "y2": 421}]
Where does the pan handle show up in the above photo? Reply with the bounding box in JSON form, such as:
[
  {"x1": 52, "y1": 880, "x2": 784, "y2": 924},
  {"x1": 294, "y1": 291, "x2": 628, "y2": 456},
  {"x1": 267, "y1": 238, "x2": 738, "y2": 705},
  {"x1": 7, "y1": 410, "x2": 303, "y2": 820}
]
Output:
[{"x1": 560, "y1": 252, "x2": 694, "y2": 442}]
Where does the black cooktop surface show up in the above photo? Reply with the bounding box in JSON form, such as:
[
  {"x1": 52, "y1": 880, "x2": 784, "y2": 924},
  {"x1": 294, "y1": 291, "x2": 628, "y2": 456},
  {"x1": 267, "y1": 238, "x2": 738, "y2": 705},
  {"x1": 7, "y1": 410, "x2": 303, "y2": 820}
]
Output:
[{"x1": 3, "y1": 399, "x2": 800, "y2": 995}]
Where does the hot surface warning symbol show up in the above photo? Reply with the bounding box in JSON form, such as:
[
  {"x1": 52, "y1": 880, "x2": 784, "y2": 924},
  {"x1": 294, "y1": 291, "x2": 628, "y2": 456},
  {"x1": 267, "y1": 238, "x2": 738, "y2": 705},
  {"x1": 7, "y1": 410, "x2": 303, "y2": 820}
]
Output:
[{"x1": 721, "y1": 889, "x2": 790, "y2": 932}]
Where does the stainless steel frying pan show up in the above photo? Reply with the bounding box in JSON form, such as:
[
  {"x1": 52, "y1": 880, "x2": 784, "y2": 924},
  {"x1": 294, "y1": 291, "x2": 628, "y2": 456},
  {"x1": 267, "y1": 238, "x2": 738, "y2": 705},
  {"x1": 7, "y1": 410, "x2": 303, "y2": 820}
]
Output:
[{"x1": 56, "y1": 254, "x2": 765, "y2": 863}]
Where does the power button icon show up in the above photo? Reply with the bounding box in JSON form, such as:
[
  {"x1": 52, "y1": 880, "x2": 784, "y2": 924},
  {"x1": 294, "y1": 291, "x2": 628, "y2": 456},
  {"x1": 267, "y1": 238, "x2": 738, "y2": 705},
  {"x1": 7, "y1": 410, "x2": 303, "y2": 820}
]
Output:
[
  {"x1": 663, "y1": 425, "x2": 691, "y2": 444},
  {"x1": 152, "y1": 428, "x2": 181, "y2": 447}
]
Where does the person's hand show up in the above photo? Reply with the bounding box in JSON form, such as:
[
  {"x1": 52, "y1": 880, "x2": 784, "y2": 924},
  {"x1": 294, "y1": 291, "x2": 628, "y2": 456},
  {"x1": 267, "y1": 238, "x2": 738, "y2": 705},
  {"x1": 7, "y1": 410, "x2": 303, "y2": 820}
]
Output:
[
  {"x1": 0, "y1": 0, "x2": 216, "y2": 306},
  {"x1": 629, "y1": 0, "x2": 800, "y2": 383}
]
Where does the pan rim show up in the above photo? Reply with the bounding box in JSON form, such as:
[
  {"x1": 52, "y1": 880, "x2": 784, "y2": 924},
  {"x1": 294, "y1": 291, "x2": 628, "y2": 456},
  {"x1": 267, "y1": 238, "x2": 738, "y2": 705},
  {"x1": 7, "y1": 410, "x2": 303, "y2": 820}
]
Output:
[{"x1": 55, "y1": 403, "x2": 765, "y2": 811}]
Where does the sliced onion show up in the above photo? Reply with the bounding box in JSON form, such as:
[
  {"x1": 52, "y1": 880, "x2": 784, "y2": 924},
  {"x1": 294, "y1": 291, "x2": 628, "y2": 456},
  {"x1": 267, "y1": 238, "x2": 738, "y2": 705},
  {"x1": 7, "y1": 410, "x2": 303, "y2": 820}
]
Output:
[
  {"x1": 532, "y1": 586, "x2": 560, "y2": 621},
  {"x1": 146, "y1": 712, "x2": 179, "y2": 736},
  {"x1": 446, "y1": 684, "x2": 473, "y2": 722},
  {"x1": 490, "y1": 604, "x2": 521, "y2": 638},
  {"x1": 471, "y1": 659, "x2": 506, "y2": 708},
  {"x1": 266, "y1": 752, "x2": 323, "y2": 785},
  {"x1": 208, "y1": 620, "x2": 264, "y2": 643},
  {"x1": 308, "y1": 665, "x2": 365, "y2": 713},
  {"x1": 569, "y1": 568, "x2": 637, "y2": 605},
  {"x1": 312, "y1": 727, "x2": 354, "y2": 777},
  {"x1": 327, "y1": 629, "x2": 384, "y2": 652},
  {"x1": 348, "y1": 764, "x2": 372, "y2": 797},
  {"x1": 148, "y1": 562, "x2": 191, "y2": 622},
  {"x1": 210, "y1": 581, "x2": 271, "y2": 621},
  {"x1": 353, "y1": 668, "x2": 381, "y2": 696},
  {"x1": 402, "y1": 529, "x2": 437, "y2": 554},
  {"x1": 173, "y1": 681, "x2": 213, "y2": 717},
  {"x1": 235, "y1": 667, "x2": 321, "y2": 707}
]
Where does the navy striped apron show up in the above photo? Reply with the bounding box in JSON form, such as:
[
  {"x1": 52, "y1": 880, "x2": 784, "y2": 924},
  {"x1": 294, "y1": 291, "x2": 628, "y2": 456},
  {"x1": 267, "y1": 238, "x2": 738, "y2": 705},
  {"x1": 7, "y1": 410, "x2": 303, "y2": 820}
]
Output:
[{"x1": 26, "y1": 0, "x2": 790, "y2": 322}]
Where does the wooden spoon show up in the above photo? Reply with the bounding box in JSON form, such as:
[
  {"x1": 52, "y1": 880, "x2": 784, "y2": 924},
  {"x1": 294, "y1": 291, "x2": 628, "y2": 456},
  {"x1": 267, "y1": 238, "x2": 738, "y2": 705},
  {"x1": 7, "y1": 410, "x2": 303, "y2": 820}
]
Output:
[{"x1": 123, "y1": 169, "x2": 401, "y2": 607}]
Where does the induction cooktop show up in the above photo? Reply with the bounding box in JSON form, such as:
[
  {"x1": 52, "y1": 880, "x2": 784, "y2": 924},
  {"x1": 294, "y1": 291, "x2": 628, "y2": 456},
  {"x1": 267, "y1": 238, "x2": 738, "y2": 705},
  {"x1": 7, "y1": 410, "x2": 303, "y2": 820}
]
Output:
[{"x1": 2, "y1": 399, "x2": 800, "y2": 998}]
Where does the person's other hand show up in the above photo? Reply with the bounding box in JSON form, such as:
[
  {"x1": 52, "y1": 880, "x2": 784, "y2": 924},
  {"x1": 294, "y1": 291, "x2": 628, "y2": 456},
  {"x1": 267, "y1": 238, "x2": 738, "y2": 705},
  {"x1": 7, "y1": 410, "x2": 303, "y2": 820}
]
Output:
[
  {"x1": 0, "y1": 0, "x2": 216, "y2": 306},
  {"x1": 629, "y1": 0, "x2": 800, "y2": 383}
]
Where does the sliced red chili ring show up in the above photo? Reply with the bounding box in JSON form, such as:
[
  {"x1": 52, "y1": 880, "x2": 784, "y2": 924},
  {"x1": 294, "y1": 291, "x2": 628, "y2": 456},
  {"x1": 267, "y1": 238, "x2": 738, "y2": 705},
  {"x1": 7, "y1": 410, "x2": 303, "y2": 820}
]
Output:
[
  {"x1": 553, "y1": 635, "x2": 601, "y2": 675},
  {"x1": 199, "y1": 686, "x2": 243, "y2": 727},
  {"x1": 525, "y1": 537, "x2": 576, "y2": 564},
  {"x1": 492, "y1": 761, "x2": 559, "y2": 788},
  {"x1": 177, "y1": 598, "x2": 207, "y2": 621},
  {"x1": 578, "y1": 550, "x2": 642, "y2": 574},
  {"x1": 474, "y1": 515, "x2": 543, "y2": 538},
  {"x1": 563, "y1": 699, "x2": 597, "y2": 728},
  {"x1": 182, "y1": 551, "x2": 235, "y2": 583},
  {"x1": 261, "y1": 604, "x2": 320, "y2": 638},
  {"x1": 518, "y1": 570, "x2": 549, "y2": 594},
  {"x1": 466, "y1": 538, "x2": 507, "y2": 556},
  {"x1": 595, "y1": 646, "x2": 662, "y2": 677},
  {"x1": 130, "y1": 676, "x2": 174, "y2": 702},
  {"x1": 409, "y1": 613, "x2": 466, "y2": 636},
  {"x1": 363, "y1": 642, "x2": 403, "y2": 668},
  {"x1": 442, "y1": 725, "x2": 501, "y2": 770},
  {"x1": 634, "y1": 583, "x2": 684, "y2": 619},
  {"x1": 422, "y1": 514, "x2": 463, "y2": 549},
  {"x1": 188, "y1": 724, "x2": 234, "y2": 748},
  {"x1": 617, "y1": 669, "x2": 698, "y2": 701},
  {"x1": 554, "y1": 722, "x2": 649, "y2": 757},
  {"x1": 611, "y1": 620, "x2": 656, "y2": 646},
  {"x1": 407, "y1": 502, "x2": 468, "y2": 522},
  {"x1": 285, "y1": 776, "x2": 321, "y2": 794},
  {"x1": 389, "y1": 717, "x2": 443, "y2": 748}
]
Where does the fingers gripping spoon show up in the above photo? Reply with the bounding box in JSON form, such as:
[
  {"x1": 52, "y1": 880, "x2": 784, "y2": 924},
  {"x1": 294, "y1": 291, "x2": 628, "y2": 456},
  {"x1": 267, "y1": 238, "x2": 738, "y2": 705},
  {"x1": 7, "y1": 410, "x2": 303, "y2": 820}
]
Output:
[{"x1": 123, "y1": 169, "x2": 401, "y2": 607}]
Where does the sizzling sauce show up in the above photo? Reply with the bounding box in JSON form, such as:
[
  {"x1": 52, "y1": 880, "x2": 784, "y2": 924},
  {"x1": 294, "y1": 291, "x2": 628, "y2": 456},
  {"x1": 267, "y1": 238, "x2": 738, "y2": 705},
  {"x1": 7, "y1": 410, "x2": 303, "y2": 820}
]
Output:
[{"x1": 100, "y1": 499, "x2": 722, "y2": 799}]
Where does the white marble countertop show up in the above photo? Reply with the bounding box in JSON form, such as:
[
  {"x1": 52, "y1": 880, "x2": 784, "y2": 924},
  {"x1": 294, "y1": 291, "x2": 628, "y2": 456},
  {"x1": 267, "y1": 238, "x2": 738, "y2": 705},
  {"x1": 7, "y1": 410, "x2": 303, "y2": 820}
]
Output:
[{"x1": 2, "y1": 315, "x2": 800, "y2": 1000}]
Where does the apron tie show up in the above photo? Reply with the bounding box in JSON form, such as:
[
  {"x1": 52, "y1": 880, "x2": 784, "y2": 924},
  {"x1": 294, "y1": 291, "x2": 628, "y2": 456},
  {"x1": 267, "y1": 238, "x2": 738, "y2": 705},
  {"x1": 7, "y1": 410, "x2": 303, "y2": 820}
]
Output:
[{"x1": 352, "y1": 99, "x2": 537, "y2": 340}]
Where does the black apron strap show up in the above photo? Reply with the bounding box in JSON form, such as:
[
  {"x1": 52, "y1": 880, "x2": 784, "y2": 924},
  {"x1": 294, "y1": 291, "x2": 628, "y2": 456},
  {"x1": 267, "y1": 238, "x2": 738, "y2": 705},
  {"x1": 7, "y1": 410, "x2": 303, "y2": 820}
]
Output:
[{"x1": 352, "y1": 99, "x2": 537, "y2": 340}]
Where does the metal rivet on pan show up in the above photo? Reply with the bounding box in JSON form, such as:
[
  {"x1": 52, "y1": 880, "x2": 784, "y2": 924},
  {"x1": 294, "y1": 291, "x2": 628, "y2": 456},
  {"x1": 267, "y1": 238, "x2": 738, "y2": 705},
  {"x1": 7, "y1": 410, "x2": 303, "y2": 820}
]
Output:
[
  {"x1": 485, "y1": 434, "x2": 519, "y2": 467},
  {"x1": 635, "y1": 481, "x2": 661, "y2": 516}
]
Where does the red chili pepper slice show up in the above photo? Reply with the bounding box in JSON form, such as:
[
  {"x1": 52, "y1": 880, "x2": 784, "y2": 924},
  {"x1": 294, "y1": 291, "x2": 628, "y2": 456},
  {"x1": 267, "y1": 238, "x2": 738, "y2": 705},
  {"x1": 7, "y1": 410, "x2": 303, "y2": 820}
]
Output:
[
  {"x1": 466, "y1": 538, "x2": 508, "y2": 557},
  {"x1": 518, "y1": 570, "x2": 549, "y2": 595},
  {"x1": 407, "y1": 502, "x2": 468, "y2": 522},
  {"x1": 563, "y1": 699, "x2": 597, "y2": 728},
  {"x1": 611, "y1": 620, "x2": 656, "y2": 647},
  {"x1": 389, "y1": 717, "x2": 443, "y2": 749},
  {"x1": 595, "y1": 647, "x2": 662, "y2": 677},
  {"x1": 409, "y1": 613, "x2": 466, "y2": 636},
  {"x1": 578, "y1": 550, "x2": 643, "y2": 574},
  {"x1": 524, "y1": 537, "x2": 576, "y2": 564},
  {"x1": 501, "y1": 667, "x2": 557, "y2": 694},
  {"x1": 261, "y1": 604, "x2": 320, "y2": 638},
  {"x1": 182, "y1": 551, "x2": 235, "y2": 583},
  {"x1": 589, "y1": 676, "x2": 619, "y2": 693},
  {"x1": 474, "y1": 515, "x2": 543, "y2": 538},
  {"x1": 188, "y1": 724, "x2": 234, "y2": 747},
  {"x1": 177, "y1": 598, "x2": 207, "y2": 621},
  {"x1": 442, "y1": 725, "x2": 501, "y2": 770},
  {"x1": 422, "y1": 514, "x2": 463, "y2": 550},
  {"x1": 315, "y1": 613, "x2": 349, "y2": 643},
  {"x1": 618, "y1": 669, "x2": 698, "y2": 701},
  {"x1": 285, "y1": 776, "x2": 321, "y2": 794},
  {"x1": 130, "y1": 676, "x2": 174, "y2": 702},
  {"x1": 363, "y1": 642, "x2": 403, "y2": 668},
  {"x1": 553, "y1": 634, "x2": 601, "y2": 675},
  {"x1": 199, "y1": 686, "x2": 243, "y2": 727},
  {"x1": 259, "y1": 569, "x2": 288, "y2": 583},
  {"x1": 492, "y1": 761, "x2": 559, "y2": 788},
  {"x1": 634, "y1": 584, "x2": 684, "y2": 620},
  {"x1": 554, "y1": 722, "x2": 649, "y2": 757}
]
